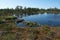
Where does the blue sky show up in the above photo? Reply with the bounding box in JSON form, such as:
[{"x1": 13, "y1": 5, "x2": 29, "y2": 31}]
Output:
[{"x1": 0, "y1": 0, "x2": 60, "y2": 9}]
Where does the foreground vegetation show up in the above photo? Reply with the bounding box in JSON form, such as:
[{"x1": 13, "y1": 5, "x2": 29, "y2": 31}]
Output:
[{"x1": 0, "y1": 20, "x2": 60, "y2": 40}]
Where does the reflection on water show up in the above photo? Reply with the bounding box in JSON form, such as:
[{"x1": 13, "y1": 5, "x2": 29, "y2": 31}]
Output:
[{"x1": 17, "y1": 13, "x2": 60, "y2": 27}]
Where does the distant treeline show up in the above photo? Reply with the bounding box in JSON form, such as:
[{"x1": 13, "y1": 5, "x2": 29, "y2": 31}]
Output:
[{"x1": 0, "y1": 6, "x2": 60, "y2": 16}]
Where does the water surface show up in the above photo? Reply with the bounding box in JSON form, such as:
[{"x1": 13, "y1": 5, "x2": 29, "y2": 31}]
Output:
[{"x1": 17, "y1": 13, "x2": 60, "y2": 27}]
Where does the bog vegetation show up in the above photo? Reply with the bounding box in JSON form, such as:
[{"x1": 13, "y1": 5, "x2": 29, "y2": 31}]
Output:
[{"x1": 0, "y1": 6, "x2": 60, "y2": 40}]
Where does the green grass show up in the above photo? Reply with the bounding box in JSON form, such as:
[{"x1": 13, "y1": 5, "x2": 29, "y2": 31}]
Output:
[
  {"x1": 0, "y1": 32, "x2": 16, "y2": 40},
  {"x1": 0, "y1": 17, "x2": 3, "y2": 21},
  {"x1": 5, "y1": 16, "x2": 16, "y2": 19}
]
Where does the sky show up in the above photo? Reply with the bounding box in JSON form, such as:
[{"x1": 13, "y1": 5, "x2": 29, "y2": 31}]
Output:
[{"x1": 0, "y1": 0, "x2": 60, "y2": 9}]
